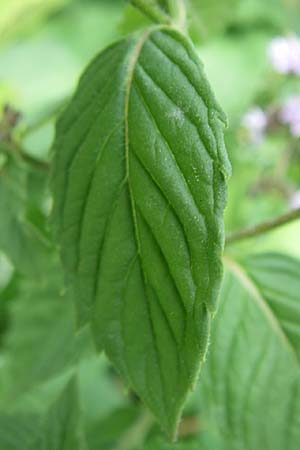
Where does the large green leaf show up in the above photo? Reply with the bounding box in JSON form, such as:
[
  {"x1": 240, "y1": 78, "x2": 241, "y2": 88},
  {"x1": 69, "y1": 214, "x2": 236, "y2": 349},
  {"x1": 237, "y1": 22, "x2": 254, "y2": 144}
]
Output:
[
  {"x1": 198, "y1": 253, "x2": 300, "y2": 449},
  {"x1": 51, "y1": 26, "x2": 230, "y2": 436}
]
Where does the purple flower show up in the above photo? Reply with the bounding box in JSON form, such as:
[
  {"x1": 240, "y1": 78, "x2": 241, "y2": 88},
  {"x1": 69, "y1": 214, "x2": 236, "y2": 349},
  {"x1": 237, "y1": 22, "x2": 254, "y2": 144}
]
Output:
[
  {"x1": 268, "y1": 35, "x2": 300, "y2": 75},
  {"x1": 279, "y1": 95, "x2": 300, "y2": 137},
  {"x1": 242, "y1": 107, "x2": 268, "y2": 144},
  {"x1": 289, "y1": 190, "x2": 300, "y2": 209}
]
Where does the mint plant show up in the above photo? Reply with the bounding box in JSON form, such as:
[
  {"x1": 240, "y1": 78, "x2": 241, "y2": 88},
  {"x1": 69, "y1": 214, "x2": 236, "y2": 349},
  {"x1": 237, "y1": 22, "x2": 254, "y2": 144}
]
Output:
[
  {"x1": 0, "y1": 0, "x2": 300, "y2": 449},
  {"x1": 51, "y1": 8, "x2": 231, "y2": 438}
]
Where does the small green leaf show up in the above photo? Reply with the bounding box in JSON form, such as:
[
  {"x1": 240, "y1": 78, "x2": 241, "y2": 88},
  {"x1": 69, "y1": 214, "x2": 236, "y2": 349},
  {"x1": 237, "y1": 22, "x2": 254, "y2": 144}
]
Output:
[
  {"x1": 51, "y1": 26, "x2": 230, "y2": 436},
  {"x1": 198, "y1": 253, "x2": 300, "y2": 449},
  {"x1": 0, "y1": 151, "x2": 52, "y2": 276},
  {"x1": 32, "y1": 377, "x2": 87, "y2": 450},
  {"x1": 0, "y1": 253, "x2": 77, "y2": 403}
]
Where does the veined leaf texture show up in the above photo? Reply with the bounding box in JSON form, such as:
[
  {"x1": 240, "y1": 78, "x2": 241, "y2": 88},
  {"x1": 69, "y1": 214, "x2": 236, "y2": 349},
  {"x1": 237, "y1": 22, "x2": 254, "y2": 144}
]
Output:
[
  {"x1": 199, "y1": 253, "x2": 300, "y2": 449},
  {"x1": 51, "y1": 26, "x2": 231, "y2": 436}
]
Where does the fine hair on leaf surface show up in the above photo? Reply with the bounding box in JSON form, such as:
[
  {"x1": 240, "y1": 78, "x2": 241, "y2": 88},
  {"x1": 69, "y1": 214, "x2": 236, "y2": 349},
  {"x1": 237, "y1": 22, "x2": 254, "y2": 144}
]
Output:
[
  {"x1": 2, "y1": 0, "x2": 300, "y2": 449},
  {"x1": 51, "y1": 23, "x2": 231, "y2": 438}
]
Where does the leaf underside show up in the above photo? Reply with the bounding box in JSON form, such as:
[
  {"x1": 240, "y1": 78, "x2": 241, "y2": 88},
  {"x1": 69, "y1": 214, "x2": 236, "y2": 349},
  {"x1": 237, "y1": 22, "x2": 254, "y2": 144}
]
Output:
[{"x1": 51, "y1": 26, "x2": 230, "y2": 436}]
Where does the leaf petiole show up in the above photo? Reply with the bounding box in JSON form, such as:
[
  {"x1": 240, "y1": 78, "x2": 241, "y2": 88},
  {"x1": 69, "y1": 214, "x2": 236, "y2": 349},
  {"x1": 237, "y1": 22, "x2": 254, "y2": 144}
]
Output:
[
  {"x1": 167, "y1": 0, "x2": 187, "y2": 31},
  {"x1": 130, "y1": 0, "x2": 172, "y2": 25}
]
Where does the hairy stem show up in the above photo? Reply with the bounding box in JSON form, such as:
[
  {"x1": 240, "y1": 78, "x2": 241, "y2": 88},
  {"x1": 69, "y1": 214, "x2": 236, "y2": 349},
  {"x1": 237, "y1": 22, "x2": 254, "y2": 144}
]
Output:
[
  {"x1": 226, "y1": 207, "x2": 300, "y2": 245},
  {"x1": 131, "y1": 0, "x2": 171, "y2": 25}
]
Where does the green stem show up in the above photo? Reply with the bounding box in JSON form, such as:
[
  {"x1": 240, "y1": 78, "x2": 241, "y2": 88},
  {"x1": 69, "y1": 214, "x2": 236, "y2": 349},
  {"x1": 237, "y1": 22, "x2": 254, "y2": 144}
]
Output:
[
  {"x1": 0, "y1": 142, "x2": 49, "y2": 171},
  {"x1": 168, "y1": 0, "x2": 187, "y2": 30},
  {"x1": 18, "y1": 149, "x2": 50, "y2": 171},
  {"x1": 226, "y1": 207, "x2": 300, "y2": 245},
  {"x1": 130, "y1": 0, "x2": 171, "y2": 25},
  {"x1": 21, "y1": 97, "x2": 67, "y2": 138}
]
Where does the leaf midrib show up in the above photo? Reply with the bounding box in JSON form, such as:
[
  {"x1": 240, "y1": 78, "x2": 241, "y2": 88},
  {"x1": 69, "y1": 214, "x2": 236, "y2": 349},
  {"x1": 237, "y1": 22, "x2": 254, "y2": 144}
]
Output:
[{"x1": 123, "y1": 27, "x2": 173, "y2": 433}]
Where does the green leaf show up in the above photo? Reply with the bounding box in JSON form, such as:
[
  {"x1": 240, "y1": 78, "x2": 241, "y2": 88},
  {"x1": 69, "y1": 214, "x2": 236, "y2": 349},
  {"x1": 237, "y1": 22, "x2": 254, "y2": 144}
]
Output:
[
  {"x1": 86, "y1": 406, "x2": 141, "y2": 450},
  {"x1": 0, "y1": 151, "x2": 52, "y2": 276},
  {"x1": 0, "y1": 268, "x2": 18, "y2": 348},
  {"x1": 32, "y1": 377, "x2": 87, "y2": 450},
  {"x1": 0, "y1": 252, "x2": 77, "y2": 405},
  {"x1": 135, "y1": 431, "x2": 226, "y2": 450},
  {"x1": 0, "y1": 413, "x2": 41, "y2": 450},
  {"x1": 0, "y1": 379, "x2": 86, "y2": 450},
  {"x1": 78, "y1": 354, "x2": 129, "y2": 429},
  {"x1": 198, "y1": 253, "x2": 300, "y2": 449},
  {"x1": 51, "y1": 26, "x2": 230, "y2": 436}
]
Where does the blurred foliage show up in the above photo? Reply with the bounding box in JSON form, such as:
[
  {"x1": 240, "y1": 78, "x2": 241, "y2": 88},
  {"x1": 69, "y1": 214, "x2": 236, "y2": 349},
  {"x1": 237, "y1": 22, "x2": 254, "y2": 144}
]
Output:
[
  {"x1": 0, "y1": 0, "x2": 300, "y2": 448},
  {"x1": 0, "y1": 0, "x2": 71, "y2": 43}
]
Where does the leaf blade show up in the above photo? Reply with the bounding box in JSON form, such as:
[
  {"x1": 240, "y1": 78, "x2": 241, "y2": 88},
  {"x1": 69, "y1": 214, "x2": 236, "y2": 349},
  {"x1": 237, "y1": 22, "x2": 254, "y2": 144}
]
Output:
[
  {"x1": 32, "y1": 377, "x2": 87, "y2": 450},
  {"x1": 51, "y1": 27, "x2": 230, "y2": 436},
  {"x1": 198, "y1": 253, "x2": 300, "y2": 449}
]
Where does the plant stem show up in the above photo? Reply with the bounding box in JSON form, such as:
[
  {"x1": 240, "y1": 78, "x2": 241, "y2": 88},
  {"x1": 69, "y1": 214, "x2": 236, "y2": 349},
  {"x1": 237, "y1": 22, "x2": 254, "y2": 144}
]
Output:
[
  {"x1": 168, "y1": 0, "x2": 187, "y2": 30},
  {"x1": 226, "y1": 208, "x2": 300, "y2": 245},
  {"x1": 21, "y1": 97, "x2": 67, "y2": 138},
  {"x1": 131, "y1": 0, "x2": 171, "y2": 25},
  {"x1": 18, "y1": 149, "x2": 50, "y2": 171},
  {"x1": 0, "y1": 142, "x2": 49, "y2": 171}
]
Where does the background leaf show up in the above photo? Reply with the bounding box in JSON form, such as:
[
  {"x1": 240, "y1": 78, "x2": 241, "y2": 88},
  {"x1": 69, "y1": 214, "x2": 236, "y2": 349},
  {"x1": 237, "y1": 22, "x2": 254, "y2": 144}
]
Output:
[
  {"x1": 0, "y1": 413, "x2": 41, "y2": 450},
  {"x1": 0, "y1": 252, "x2": 78, "y2": 407},
  {"x1": 32, "y1": 377, "x2": 87, "y2": 450},
  {"x1": 0, "y1": 150, "x2": 52, "y2": 276},
  {"x1": 197, "y1": 252, "x2": 300, "y2": 450}
]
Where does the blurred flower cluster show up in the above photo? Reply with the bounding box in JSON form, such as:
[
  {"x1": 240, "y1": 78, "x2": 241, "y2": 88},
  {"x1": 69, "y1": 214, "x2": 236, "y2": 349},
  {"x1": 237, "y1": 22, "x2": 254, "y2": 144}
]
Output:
[
  {"x1": 241, "y1": 34, "x2": 300, "y2": 209},
  {"x1": 268, "y1": 35, "x2": 300, "y2": 75},
  {"x1": 241, "y1": 107, "x2": 267, "y2": 144},
  {"x1": 279, "y1": 95, "x2": 300, "y2": 137},
  {"x1": 242, "y1": 34, "x2": 300, "y2": 145},
  {"x1": 290, "y1": 190, "x2": 300, "y2": 209},
  {"x1": 242, "y1": 34, "x2": 300, "y2": 143}
]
